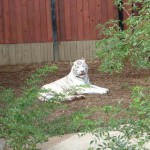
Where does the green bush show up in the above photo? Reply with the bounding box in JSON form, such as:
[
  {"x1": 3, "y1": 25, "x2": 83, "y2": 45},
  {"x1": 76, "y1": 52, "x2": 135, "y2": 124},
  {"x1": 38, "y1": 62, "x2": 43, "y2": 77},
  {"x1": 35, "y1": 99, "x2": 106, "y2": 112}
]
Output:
[
  {"x1": 94, "y1": 1, "x2": 150, "y2": 148},
  {"x1": 44, "y1": 108, "x2": 102, "y2": 137},
  {"x1": 0, "y1": 65, "x2": 60, "y2": 150},
  {"x1": 96, "y1": 0, "x2": 150, "y2": 73},
  {"x1": 91, "y1": 86, "x2": 150, "y2": 150}
]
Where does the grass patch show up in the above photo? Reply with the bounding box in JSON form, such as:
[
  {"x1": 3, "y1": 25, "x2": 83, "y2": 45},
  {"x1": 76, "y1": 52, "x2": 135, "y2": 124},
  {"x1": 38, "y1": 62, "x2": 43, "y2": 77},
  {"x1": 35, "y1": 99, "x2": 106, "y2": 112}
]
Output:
[
  {"x1": 91, "y1": 86, "x2": 150, "y2": 150},
  {"x1": 0, "y1": 65, "x2": 62, "y2": 150},
  {"x1": 0, "y1": 64, "x2": 104, "y2": 149},
  {"x1": 44, "y1": 107, "x2": 104, "y2": 137}
]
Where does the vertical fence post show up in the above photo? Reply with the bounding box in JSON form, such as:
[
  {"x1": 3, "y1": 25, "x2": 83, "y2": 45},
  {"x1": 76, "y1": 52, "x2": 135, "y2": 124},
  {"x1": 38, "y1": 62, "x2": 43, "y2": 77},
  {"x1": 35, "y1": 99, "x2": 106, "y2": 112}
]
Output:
[
  {"x1": 118, "y1": 0, "x2": 124, "y2": 30},
  {"x1": 51, "y1": 0, "x2": 59, "y2": 61}
]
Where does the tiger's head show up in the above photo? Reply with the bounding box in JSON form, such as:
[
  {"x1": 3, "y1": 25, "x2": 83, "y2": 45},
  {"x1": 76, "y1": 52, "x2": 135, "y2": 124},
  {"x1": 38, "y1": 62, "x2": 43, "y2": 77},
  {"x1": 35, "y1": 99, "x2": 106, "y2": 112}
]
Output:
[{"x1": 71, "y1": 58, "x2": 88, "y2": 79}]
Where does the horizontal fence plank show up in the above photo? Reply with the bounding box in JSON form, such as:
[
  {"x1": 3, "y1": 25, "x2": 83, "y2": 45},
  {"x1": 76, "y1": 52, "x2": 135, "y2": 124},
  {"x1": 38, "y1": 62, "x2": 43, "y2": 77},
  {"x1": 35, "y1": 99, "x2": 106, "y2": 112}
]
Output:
[
  {"x1": 47, "y1": 43, "x2": 54, "y2": 62},
  {"x1": 22, "y1": 44, "x2": 31, "y2": 63},
  {"x1": 58, "y1": 40, "x2": 97, "y2": 61},
  {"x1": 8, "y1": 44, "x2": 16, "y2": 64},
  {"x1": 2, "y1": 44, "x2": 9, "y2": 64},
  {"x1": 15, "y1": 44, "x2": 22, "y2": 64},
  {"x1": 0, "y1": 44, "x2": 3, "y2": 65},
  {"x1": 0, "y1": 43, "x2": 54, "y2": 65},
  {"x1": 63, "y1": 42, "x2": 71, "y2": 61},
  {"x1": 34, "y1": 43, "x2": 42, "y2": 63},
  {"x1": 0, "y1": 40, "x2": 97, "y2": 65},
  {"x1": 59, "y1": 42, "x2": 65, "y2": 61},
  {"x1": 76, "y1": 41, "x2": 84, "y2": 59},
  {"x1": 83, "y1": 41, "x2": 89, "y2": 59},
  {"x1": 70, "y1": 42, "x2": 77, "y2": 60}
]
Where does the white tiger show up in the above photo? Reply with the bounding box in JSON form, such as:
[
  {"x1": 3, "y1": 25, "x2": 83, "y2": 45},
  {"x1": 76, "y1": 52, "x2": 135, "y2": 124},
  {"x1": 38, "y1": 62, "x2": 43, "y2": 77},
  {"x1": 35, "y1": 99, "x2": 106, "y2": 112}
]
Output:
[{"x1": 39, "y1": 59, "x2": 109, "y2": 101}]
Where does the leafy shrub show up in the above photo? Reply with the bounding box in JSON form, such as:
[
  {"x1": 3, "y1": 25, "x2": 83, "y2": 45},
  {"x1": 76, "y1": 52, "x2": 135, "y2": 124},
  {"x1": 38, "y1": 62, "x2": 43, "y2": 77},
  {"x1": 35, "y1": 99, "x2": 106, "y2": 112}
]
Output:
[
  {"x1": 91, "y1": 86, "x2": 150, "y2": 150},
  {"x1": 94, "y1": 0, "x2": 150, "y2": 148},
  {"x1": 96, "y1": 0, "x2": 150, "y2": 73},
  {"x1": 0, "y1": 65, "x2": 60, "y2": 150},
  {"x1": 43, "y1": 106, "x2": 104, "y2": 137}
]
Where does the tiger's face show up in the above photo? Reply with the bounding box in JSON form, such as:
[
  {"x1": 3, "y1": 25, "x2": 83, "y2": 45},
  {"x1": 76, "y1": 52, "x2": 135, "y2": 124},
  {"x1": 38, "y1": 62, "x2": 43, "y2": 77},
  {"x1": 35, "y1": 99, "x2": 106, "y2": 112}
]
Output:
[{"x1": 71, "y1": 59, "x2": 88, "y2": 78}]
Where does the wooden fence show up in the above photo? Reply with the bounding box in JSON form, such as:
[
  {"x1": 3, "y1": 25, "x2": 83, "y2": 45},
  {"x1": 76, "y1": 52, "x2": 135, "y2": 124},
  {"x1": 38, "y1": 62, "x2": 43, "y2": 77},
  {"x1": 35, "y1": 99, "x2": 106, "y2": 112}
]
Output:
[
  {"x1": 56, "y1": 0, "x2": 117, "y2": 41},
  {"x1": 0, "y1": 40, "x2": 97, "y2": 65},
  {"x1": 0, "y1": 0, "x2": 53, "y2": 44},
  {"x1": 0, "y1": 0, "x2": 118, "y2": 65}
]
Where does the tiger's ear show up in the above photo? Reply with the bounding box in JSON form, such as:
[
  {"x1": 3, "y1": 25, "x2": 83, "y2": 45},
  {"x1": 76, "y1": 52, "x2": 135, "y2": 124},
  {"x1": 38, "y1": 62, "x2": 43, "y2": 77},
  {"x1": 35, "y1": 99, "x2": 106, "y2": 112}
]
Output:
[
  {"x1": 81, "y1": 58, "x2": 85, "y2": 61},
  {"x1": 70, "y1": 62, "x2": 74, "y2": 66}
]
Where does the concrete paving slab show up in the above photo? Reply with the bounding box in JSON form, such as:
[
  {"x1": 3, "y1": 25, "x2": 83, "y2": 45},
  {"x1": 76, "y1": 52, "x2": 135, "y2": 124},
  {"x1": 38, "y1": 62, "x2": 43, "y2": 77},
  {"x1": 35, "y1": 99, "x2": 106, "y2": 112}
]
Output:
[
  {"x1": 1, "y1": 132, "x2": 150, "y2": 150},
  {"x1": 0, "y1": 139, "x2": 5, "y2": 150},
  {"x1": 37, "y1": 134, "x2": 75, "y2": 150},
  {"x1": 37, "y1": 133, "x2": 96, "y2": 150},
  {"x1": 37, "y1": 132, "x2": 150, "y2": 150}
]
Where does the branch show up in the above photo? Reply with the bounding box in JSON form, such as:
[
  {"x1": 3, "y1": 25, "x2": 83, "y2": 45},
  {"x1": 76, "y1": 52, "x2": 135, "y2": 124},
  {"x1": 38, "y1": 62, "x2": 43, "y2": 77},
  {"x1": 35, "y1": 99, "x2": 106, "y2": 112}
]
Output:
[{"x1": 122, "y1": 7, "x2": 131, "y2": 17}]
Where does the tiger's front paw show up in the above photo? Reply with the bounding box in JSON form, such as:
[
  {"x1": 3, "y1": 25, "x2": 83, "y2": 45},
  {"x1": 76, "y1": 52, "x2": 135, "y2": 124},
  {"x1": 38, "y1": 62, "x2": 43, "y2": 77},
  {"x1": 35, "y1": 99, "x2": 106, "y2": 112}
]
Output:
[{"x1": 99, "y1": 88, "x2": 109, "y2": 94}]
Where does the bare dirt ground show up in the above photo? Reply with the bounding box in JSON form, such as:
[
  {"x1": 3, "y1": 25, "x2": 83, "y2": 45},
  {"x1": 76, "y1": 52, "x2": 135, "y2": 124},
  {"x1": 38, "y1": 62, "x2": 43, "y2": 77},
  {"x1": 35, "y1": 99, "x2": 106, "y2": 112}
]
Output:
[{"x1": 0, "y1": 60, "x2": 149, "y2": 120}]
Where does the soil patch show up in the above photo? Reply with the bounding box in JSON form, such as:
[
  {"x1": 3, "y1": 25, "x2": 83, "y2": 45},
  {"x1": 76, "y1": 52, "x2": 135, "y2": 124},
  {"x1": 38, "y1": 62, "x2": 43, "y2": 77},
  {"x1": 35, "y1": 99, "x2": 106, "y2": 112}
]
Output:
[{"x1": 0, "y1": 61, "x2": 149, "y2": 119}]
